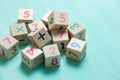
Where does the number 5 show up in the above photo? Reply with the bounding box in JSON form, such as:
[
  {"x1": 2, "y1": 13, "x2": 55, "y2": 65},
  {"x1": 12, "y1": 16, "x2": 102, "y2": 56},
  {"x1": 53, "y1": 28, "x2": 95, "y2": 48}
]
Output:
[
  {"x1": 23, "y1": 10, "x2": 30, "y2": 18},
  {"x1": 59, "y1": 13, "x2": 65, "y2": 23}
]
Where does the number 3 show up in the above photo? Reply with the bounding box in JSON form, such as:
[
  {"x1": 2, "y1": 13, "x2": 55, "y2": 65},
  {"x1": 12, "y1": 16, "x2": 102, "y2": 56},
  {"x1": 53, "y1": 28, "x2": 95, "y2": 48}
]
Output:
[
  {"x1": 23, "y1": 10, "x2": 30, "y2": 18},
  {"x1": 70, "y1": 23, "x2": 79, "y2": 30}
]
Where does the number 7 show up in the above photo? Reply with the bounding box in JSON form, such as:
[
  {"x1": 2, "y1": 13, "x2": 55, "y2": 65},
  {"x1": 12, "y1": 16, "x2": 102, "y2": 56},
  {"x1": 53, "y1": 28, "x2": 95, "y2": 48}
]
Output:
[
  {"x1": 58, "y1": 30, "x2": 64, "y2": 38},
  {"x1": 3, "y1": 37, "x2": 11, "y2": 44}
]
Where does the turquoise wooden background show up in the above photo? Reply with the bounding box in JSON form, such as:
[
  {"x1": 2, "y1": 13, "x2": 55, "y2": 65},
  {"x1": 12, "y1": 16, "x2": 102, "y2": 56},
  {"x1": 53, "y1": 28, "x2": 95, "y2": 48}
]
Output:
[{"x1": 0, "y1": 0, "x2": 120, "y2": 80}]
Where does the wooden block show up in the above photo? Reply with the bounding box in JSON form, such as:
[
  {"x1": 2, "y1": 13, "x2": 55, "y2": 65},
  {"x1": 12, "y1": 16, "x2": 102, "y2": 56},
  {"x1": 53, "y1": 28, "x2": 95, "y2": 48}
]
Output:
[
  {"x1": 42, "y1": 44, "x2": 61, "y2": 68},
  {"x1": 21, "y1": 44, "x2": 43, "y2": 69},
  {"x1": 41, "y1": 10, "x2": 53, "y2": 27},
  {"x1": 18, "y1": 9, "x2": 34, "y2": 23},
  {"x1": 66, "y1": 38, "x2": 86, "y2": 62},
  {"x1": 10, "y1": 23, "x2": 28, "y2": 45},
  {"x1": 28, "y1": 20, "x2": 47, "y2": 32},
  {"x1": 0, "y1": 35, "x2": 19, "y2": 59},
  {"x1": 28, "y1": 27, "x2": 51, "y2": 48},
  {"x1": 48, "y1": 11, "x2": 68, "y2": 30},
  {"x1": 51, "y1": 30, "x2": 69, "y2": 50},
  {"x1": 68, "y1": 21, "x2": 86, "y2": 40}
]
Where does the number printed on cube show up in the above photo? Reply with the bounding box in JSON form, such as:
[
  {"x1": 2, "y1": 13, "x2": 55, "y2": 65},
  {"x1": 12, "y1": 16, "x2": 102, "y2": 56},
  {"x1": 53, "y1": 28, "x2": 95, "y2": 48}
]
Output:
[
  {"x1": 42, "y1": 44, "x2": 61, "y2": 68},
  {"x1": 18, "y1": 9, "x2": 34, "y2": 23},
  {"x1": 66, "y1": 38, "x2": 86, "y2": 62},
  {"x1": 48, "y1": 11, "x2": 68, "y2": 30},
  {"x1": 41, "y1": 10, "x2": 53, "y2": 27},
  {"x1": 10, "y1": 23, "x2": 28, "y2": 45},
  {"x1": 21, "y1": 44, "x2": 43, "y2": 69},
  {"x1": 68, "y1": 21, "x2": 86, "y2": 40},
  {"x1": 52, "y1": 30, "x2": 69, "y2": 50},
  {"x1": 28, "y1": 27, "x2": 51, "y2": 48},
  {"x1": 28, "y1": 20, "x2": 47, "y2": 32},
  {"x1": 0, "y1": 35, "x2": 19, "y2": 59}
]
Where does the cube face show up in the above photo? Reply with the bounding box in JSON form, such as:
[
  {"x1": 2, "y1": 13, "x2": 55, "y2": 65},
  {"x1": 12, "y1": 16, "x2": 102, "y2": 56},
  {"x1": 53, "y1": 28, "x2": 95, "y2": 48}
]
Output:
[
  {"x1": 66, "y1": 38, "x2": 86, "y2": 62},
  {"x1": 28, "y1": 20, "x2": 47, "y2": 32},
  {"x1": 10, "y1": 23, "x2": 28, "y2": 45},
  {"x1": 42, "y1": 44, "x2": 61, "y2": 67},
  {"x1": 68, "y1": 21, "x2": 86, "y2": 40},
  {"x1": 28, "y1": 28, "x2": 51, "y2": 48},
  {"x1": 0, "y1": 35, "x2": 19, "y2": 59},
  {"x1": 48, "y1": 11, "x2": 68, "y2": 30},
  {"x1": 41, "y1": 10, "x2": 53, "y2": 26},
  {"x1": 18, "y1": 9, "x2": 34, "y2": 23},
  {"x1": 21, "y1": 44, "x2": 43, "y2": 69},
  {"x1": 52, "y1": 30, "x2": 69, "y2": 50}
]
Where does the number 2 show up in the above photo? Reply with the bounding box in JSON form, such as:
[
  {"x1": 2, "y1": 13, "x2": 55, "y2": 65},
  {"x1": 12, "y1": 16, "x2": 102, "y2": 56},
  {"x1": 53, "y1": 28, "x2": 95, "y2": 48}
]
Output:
[
  {"x1": 49, "y1": 47, "x2": 56, "y2": 54},
  {"x1": 23, "y1": 10, "x2": 30, "y2": 18}
]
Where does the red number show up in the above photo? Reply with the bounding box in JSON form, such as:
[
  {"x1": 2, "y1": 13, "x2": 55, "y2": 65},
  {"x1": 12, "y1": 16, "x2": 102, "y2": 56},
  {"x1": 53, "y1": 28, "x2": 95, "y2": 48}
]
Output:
[
  {"x1": 26, "y1": 48, "x2": 34, "y2": 56},
  {"x1": 32, "y1": 23, "x2": 39, "y2": 29},
  {"x1": 23, "y1": 10, "x2": 30, "y2": 18},
  {"x1": 12, "y1": 46, "x2": 17, "y2": 54},
  {"x1": 49, "y1": 47, "x2": 56, "y2": 54},
  {"x1": 22, "y1": 55, "x2": 30, "y2": 64},
  {"x1": 1, "y1": 48, "x2": 5, "y2": 56},
  {"x1": 3, "y1": 37, "x2": 11, "y2": 44},
  {"x1": 69, "y1": 51, "x2": 78, "y2": 57},
  {"x1": 51, "y1": 58, "x2": 58, "y2": 65},
  {"x1": 58, "y1": 30, "x2": 64, "y2": 38},
  {"x1": 79, "y1": 32, "x2": 83, "y2": 39},
  {"x1": 59, "y1": 13, "x2": 65, "y2": 23}
]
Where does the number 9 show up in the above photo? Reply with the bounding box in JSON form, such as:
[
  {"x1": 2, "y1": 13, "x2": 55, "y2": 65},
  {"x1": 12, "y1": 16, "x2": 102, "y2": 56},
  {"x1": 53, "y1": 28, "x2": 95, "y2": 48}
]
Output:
[{"x1": 71, "y1": 42, "x2": 80, "y2": 48}]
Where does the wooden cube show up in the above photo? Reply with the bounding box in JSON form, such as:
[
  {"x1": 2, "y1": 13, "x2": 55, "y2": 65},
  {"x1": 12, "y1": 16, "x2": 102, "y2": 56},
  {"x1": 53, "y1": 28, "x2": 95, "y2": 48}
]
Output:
[
  {"x1": 28, "y1": 20, "x2": 47, "y2": 32},
  {"x1": 18, "y1": 9, "x2": 34, "y2": 23},
  {"x1": 51, "y1": 30, "x2": 69, "y2": 50},
  {"x1": 42, "y1": 44, "x2": 61, "y2": 68},
  {"x1": 66, "y1": 38, "x2": 86, "y2": 62},
  {"x1": 21, "y1": 44, "x2": 43, "y2": 69},
  {"x1": 48, "y1": 11, "x2": 68, "y2": 30},
  {"x1": 10, "y1": 23, "x2": 28, "y2": 45},
  {"x1": 68, "y1": 21, "x2": 86, "y2": 40},
  {"x1": 0, "y1": 35, "x2": 19, "y2": 59},
  {"x1": 28, "y1": 27, "x2": 51, "y2": 48},
  {"x1": 41, "y1": 10, "x2": 53, "y2": 27}
]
